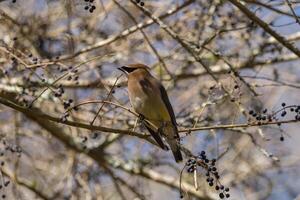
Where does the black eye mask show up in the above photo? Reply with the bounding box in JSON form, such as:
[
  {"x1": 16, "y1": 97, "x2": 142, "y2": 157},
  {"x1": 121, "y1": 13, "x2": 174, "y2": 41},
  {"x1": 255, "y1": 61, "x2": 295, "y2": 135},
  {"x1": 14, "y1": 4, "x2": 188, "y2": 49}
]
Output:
[{"x1": 118, "y1": 66, "x2": 137, "y2": 73}]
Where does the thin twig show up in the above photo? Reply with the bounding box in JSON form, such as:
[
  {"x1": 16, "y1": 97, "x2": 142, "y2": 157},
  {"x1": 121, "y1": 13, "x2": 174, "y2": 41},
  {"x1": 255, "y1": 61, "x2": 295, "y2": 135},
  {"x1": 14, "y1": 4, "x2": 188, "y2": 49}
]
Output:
[
  {"x1": 90, "y1": 74, "x2": 122, "y2": 126},
  {"x1": 229, "y1": 0, "x2": 300, "y2": 57},
  {"x1": 112, "y1": 0, "x2": 172, "y2": 77},
  {"x1": 60, "y1": 0, "x2": 195, "y2": 60},
  {"x1": 180, "y1": 119, "x2": 299, "y2": 133}
]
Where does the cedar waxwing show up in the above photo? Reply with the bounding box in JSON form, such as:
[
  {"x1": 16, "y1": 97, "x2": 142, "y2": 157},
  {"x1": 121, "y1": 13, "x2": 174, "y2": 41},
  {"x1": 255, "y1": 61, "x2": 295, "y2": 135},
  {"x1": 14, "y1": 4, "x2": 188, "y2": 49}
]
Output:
[{"x1": 119, "y1": 63, "x2": 183, "y2": 162}]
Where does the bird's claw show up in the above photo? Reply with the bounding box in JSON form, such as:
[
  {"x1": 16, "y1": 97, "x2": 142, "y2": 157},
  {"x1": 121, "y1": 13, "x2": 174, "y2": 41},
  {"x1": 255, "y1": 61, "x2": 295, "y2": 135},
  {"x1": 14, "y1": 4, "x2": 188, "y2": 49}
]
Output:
[
  {"x1": 138, "y1": 114, "x2": 145, "y2": 123},
  {"x1": 158, "y1": 126, "x2": 163, "y2": 134}
]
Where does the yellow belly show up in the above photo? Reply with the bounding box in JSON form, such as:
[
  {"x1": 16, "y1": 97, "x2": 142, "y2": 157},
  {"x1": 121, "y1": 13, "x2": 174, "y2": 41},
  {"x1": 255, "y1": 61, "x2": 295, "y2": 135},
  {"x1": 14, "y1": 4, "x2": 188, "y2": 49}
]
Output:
[{"x1": 130, "y1": 95, "x2": 171, "y2": 126}]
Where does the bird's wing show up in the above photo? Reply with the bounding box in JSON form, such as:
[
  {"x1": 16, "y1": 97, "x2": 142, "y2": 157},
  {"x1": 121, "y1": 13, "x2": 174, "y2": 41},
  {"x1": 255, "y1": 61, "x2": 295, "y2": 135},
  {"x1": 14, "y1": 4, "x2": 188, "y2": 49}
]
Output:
[
  {"x1": 144, "y1": 123, "x2": 168, "y2": 150},
  {"x1": 159, "y1": 83, "x2": 183, "y2": 162},
  {"x1": 158, "y1": 84, "x2": 180, "y2": 139}
]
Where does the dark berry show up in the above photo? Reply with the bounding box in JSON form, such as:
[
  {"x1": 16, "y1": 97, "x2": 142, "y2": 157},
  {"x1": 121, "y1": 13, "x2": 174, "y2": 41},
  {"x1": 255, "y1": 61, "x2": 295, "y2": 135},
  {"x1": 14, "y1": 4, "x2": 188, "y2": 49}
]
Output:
[
  {"x1": 92, "y1": 132, "x2": 99, "y2": 139},
  {"x1": 263, "y1": 109, "x2": 267, "y2": 113},
  {"x1": 281, "y1": 111, "x2": 287, "y2": 117},
  {"x1": 268, "y1": 115, "x2": 273, "y2": 122},
  {"x1": 4, "y1": 181, "x2": 9, "y2": 187},
  {"x1": 256, "y1": 116, "x2": 261, "y2": 121}
]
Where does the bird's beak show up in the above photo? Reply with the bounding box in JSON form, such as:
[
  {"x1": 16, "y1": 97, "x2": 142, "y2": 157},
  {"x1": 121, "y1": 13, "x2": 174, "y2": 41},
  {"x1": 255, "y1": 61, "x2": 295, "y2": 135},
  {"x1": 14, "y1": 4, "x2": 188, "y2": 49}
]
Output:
[{"x1": 118, "y1": 66, "x2": 131, "y2": 74}]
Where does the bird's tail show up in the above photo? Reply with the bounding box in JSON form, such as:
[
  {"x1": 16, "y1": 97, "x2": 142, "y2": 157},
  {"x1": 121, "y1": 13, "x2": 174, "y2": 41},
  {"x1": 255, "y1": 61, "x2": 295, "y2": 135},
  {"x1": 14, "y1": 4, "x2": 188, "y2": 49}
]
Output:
[
  {"x1": 166, "y1": 137, "x2": 183, "y2": 162},
  {"x1": 163, "y1": 125, "x2": 183, "y2": 162},
  {"x1": 145, "y1": 124, "x2": 169, "y2": 150},
  {"x1": 145, "y1": 122, "x2": 183, "y2": 162}
]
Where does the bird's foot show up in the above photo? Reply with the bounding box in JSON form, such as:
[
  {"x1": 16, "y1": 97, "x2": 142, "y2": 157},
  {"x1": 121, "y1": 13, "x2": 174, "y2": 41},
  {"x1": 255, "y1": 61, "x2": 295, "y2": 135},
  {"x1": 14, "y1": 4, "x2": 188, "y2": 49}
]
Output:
[
  {"x1": 158, "y1": 122, "x2": 167, "y2": 135},
  {"x1": 157, "y1": 126, "x2": 163, "y2": 135},
  {"x1": 138, "y1": 114, "x2": 145, "y2": 123}
]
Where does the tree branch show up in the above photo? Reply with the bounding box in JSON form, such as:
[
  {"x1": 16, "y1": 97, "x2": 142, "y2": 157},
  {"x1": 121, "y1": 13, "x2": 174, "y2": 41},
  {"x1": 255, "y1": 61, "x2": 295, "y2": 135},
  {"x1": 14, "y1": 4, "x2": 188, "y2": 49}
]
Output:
[{"x1": 228, "y1": 0, "x2": 300, "y2": 57}]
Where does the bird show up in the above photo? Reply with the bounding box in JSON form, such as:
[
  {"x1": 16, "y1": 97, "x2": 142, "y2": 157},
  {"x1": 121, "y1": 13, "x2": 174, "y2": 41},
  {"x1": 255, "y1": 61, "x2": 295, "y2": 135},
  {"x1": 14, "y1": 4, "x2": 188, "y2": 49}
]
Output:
[{"x1": 118, "y1": 63, "x2": 183, "y2": 162}]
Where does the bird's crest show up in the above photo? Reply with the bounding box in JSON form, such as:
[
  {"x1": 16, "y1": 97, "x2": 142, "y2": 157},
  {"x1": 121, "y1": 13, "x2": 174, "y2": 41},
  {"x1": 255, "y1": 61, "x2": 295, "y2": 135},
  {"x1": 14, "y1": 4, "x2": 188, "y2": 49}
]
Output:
[{"x1": 119, "y1": 63, "x2": 150, "y2": 74}]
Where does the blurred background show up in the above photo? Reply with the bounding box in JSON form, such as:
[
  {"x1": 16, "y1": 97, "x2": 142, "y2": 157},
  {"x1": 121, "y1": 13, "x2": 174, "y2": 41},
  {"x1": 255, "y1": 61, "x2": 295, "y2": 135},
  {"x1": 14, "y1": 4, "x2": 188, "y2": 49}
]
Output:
[{"x1": 0, "y1": 0, "x2": 300, "y2": 199}]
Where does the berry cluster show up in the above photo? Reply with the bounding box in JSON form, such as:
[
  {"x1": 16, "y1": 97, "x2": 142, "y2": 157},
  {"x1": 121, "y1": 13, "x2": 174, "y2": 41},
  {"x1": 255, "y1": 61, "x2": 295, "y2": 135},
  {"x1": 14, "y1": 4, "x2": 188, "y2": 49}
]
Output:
[
  {"x1": 0, "y1": 137, "x2": 22, "y2": 199},
  {"x1": 0, "y1": 139, "x2": 22, "y2": 158},
  {"x1": 67, "y1": 72, "x2": 79, "y2": 84},
  {"x1": 61, "y1": 112, "x2": 69, "y2": 122},
  {"x1": 287, "y1": 104, "x2": 300, "y2": 120},
  {"x1": 2, "y1": 58, "x2": 17, "y2": 77},
  {"x1": 248, "y1": 103, "x2": 300, "y2": 141},
  {"x1": 63, "y1": 99, "x2": 73, "y2": 109},
  {"x1": 81, "y1": 136, "x2": 88, "y2": 149},
  {"x1": 248, "y1": 108, "x2": 271, "y2": 124},
  {"x1": 54, "y1": 84, "x2": 65, "y2": 97},
  {"x1": 80, "y1": 132, "x2": 100, "y2": 150},
  {"x1": 60, "y1": 98, "x2": 76, "y2": 122},
  {"x1": 11, "y1": 57, "x2": 18, "y2": 69},
  {"x1": 184, "y1": 151, "x2": 230, "y2": 199},
  {"x1": 135, "y1": 0, "x2": 145, "y2": 7},
  {"x1": 248, "y1": 103, "x2": 300, "y2": 125},
  {"x1": 83, "y1": 0, "x2": 96, "y2": 13},
  {"x1": 27, "y1": 53, "x2": 39, "y2": 65},
  {"x1": 59, "y1": 66, "x2": 80, "y2": 85}
]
